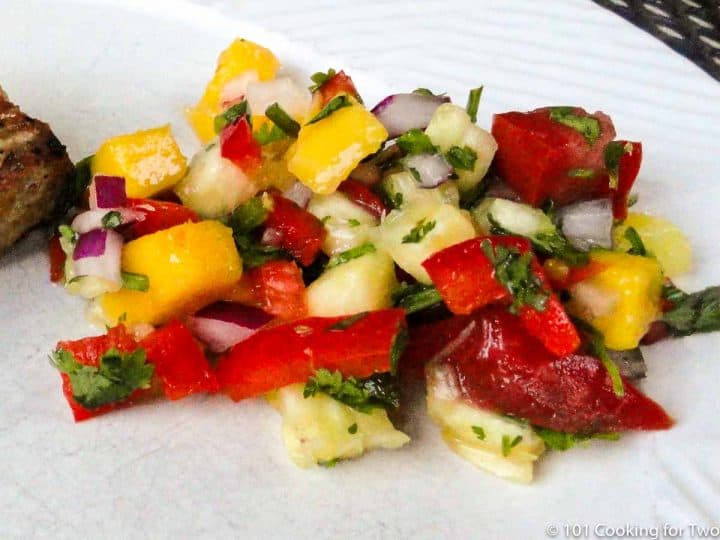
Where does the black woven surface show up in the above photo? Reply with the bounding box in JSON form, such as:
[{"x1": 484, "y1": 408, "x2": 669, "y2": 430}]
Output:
[{"x1": 592, "y1": 0, "x2": 720, "y2": 80}]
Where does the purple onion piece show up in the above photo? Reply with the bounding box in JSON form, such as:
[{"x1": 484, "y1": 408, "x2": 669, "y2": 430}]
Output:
[
  {"x1": 371, "y1": 93, "x2": 450, "y2": 138},
  {"x1": 72, "y1": 229, "x2": 123, "y2": 285},
  {"x1": 73, "y1": 229, "x2": 109, "y2": 259},
  {"x1": 283, "y1": 181, "x2": 313, "y2": 209},
  {"x1": 484, "y1": 176, "x2": 522, "y2": 201},
  {"x1": 71, "y1": 208, "x2": 144, "y2": 234},
  {"x1": 558, "y1": 198, "x2": 613, "y2": 251},
  {"x1": 90, "y1": 175, "x2": 127, "y2": 209},
  {"x1": 404, "y1": 154, "x2": 453, "y2": 188},
  {"x1": 188, "y1": 302, "x2": 273, "y2": 353}
]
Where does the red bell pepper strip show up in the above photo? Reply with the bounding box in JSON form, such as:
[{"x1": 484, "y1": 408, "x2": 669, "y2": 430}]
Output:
[
  {"x1": 491, "y1": 107, "x2": 616, "y2": 206},
  {"x1": 262, "y1": 192, "x2": 326, "y2": 266},
  {"x1": 429, "y1": 308, "x2": 673, "y2": 433},
  {"x1": 49, "y1": 234, "x2": 65, "y2": 283},
  {"x1": 216, "y1": 308, "x2": 407, "y2": 401},
  {"x1": 611, "y1": 141, "x2": 642, "y2": 220},
  {"x1": 140, "y1": 320, "x2": 219, "y2": 400},
  {"x1": 423, "y1": 236, "x2": 580, "y2": 356},
  {"x1": 220, "y1": 116, "x2": 262, "y2": 172},
  {"x1": 338, "y1": 179, "x2": 387, "y2": 219},
  {"x1": 124, "y1": 198, "x2": 199, "y2": 240},
  {"x1": 316, "y1": 70, "x2": 363, "y2": 106}
]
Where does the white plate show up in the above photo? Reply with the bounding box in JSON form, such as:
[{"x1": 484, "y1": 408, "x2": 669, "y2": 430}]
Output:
[{"x1": 1, "y1": 1, "x2": 719, "y2": 538}]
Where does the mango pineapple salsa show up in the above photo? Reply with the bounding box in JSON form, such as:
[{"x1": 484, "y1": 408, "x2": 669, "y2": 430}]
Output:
[{"x1": 99, "y1": 221, "x2": 242, "y2": 325}]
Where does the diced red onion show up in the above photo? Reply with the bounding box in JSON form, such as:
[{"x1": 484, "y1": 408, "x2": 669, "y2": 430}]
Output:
[
  {"x1": 89, "y1": 175, "x2": 127, "y2": 209},
  {"x1": 261, "y1": 227, "x2": 283, "y2": 247},
  {"x1": 187, "y1": 302, "x2": 273, "y2": 353},
  {"x1": 404, "y1": 154, "x2": 453, "y2": 188},
  {"x1": 72, "y1": 229, "x2": 123, "y2": 285},
  {"x1": 283, "y1": 181, "x2": 313, "y2": 209},
  {"x1": 371, "y1": 93, "x2": 450, "y2": 138},
  {"x1": 558, "y1": 198, "x2": 613, "y2": 251},
  {"x1": 484, "y1": 176, "x2": 521, "y2": 201},
  {"x1": 71, "y1": 208, "x2": 145, "y2": 234}
]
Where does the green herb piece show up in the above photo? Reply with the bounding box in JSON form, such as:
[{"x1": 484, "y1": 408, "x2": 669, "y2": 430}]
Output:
[
  {"x1": 402, "y1": 218, "x2": 436, "y2": 244},
  {"x1": 549, "y1": 107, "x2": 601, "y2": 146},
  {"x1": 407, "y1": 167, "x2": 421, "y2": 183},
  {"x1": 265, "y1": 102, "x2": 301, "y2": 137},
  {"x1": 389, "y1": 326, "x2": 408, "y2": 375},
  {"x1": 662, "y1": 283, "x2": 688, "y2": 305},
  {"x1": 471, "y1": 425, "x2": 486, "y2": 441},
  {"x1": 101, "y1": 211, "x2": 122, "y2": 229},
  {"x1": 465, "y1": 86, "x2": 483, "y2": 123},
  {"x1": 412, "y1": 88, "x2": 442, "y2": 97},
  {"x1": 392, "y1": 283, "x2": 443, "y2": 314},
  {"x1": 348, "y1": 423, "x2": 358, "y2": 434},
  {"x1": 320, "y1": 215, "x2": 332, "y2": 225},
  {"x1": 58, "y1": 224, "x2": 77, "y2": 244},
  {"x1": 56, "y1": 155, "x2": 94, "y2": 216},
  {"x1": 392, "y1": 192, "x2": 404, "y2": 208},
  {"x1": 481, "y1": 240, "x2": 549, "y2": 314},
  {"x1": 459, "y1": 177, "x2": 490, "y2": 210},
  {"x1": 573, "y1": 318, "x2": 625, "y2": 397},
  {"x1": 306, "y1": 95, "x2": 351, "y2": 125},
  {"x1": 309, "y1": 68, "x2": 337, "y2": 92},
  {"x1": 604, "y1": 141, "x2": 634, "y2": 189},
  {"x1": 444, "y1": 146, "x2": 477, "y2": 171},
  {"x1": 567, "y1": 168, "x2": 595, "y2": 179},
  {"x1": 318, "y1": 458, "x2": 339, "y2": 468},
  {"x1": 229, "y1": 197, "x2": 287, "y2": 269},
  {"x1": 67, "y1": 275, "x2": 86, "y2": 285},
  {"x1": 623, "y1": 227, "x2": 648, "y2": 257},
  {"x1": 327, "y1": 312, "x2": 369, "y2": 331},
  {"x1": 662, "y1": 286, "x2": 720, "y2": 336},
  {"x1": 229, "y1": 197, "x2": 268, "y2": 233},
  {"x1": 214, "y1": 101, "x2": 249, "y2": 133},
  {"x1": 534, "y1": 427, "x2": 620, "y2": 451},
  {"x1": 347, "y1": 218, "x2": 361, "y2": 228},
  {"x1": 396, "y1": 129, "x2": 437, "y2": 155},
  {"x1": 326, "y1": 243, "x2": 376, "y2": 269},
  {"x1": 501, "y1": 434, "x2": 523, "y2": 457},
  {"x1": 303, "y1": 369, "x2": 400, "y2": 413},
  {"x1": 51, "y1": 347, "x2": 154, "y2": 409},
  {"x1": 254, "y1": 122, "x2": 288, "y2": 145},
  {"x1": 121, "y1": 271, "x2": 150, "y2": 292}
]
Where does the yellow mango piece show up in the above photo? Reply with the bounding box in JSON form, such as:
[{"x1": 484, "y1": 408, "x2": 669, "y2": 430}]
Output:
[
  {"x1": 567, "y1": 251, "x2": 663, "y2": 350},
  {"x1": 98, "y1": 221, "x2": 242, "y2": 325},
  {"x1": 286, "y1": 104, "x2": 388, "y2": 194},
  {"x1": 92, "y1": 125, "x2": 187, "y2": 199},
  {"x1": 186, "y1": 39, "x2": 280, "y2": 143},
  {"x1": 613, "y1": 212, "x2": 692, "y2": 278}
]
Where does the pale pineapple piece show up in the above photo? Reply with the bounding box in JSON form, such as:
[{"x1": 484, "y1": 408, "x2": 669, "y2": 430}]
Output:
[
  {"x1": 306, "y1": 191, "x2": 378, "y2": 255},
  {"x1": 267, "y1": 383, "x2": 410, "y2": 468}
]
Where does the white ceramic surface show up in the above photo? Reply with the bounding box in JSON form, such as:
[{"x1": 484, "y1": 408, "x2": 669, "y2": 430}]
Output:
[{"x1": 1, "y1": 1, "x2": 719, "y2": 538}]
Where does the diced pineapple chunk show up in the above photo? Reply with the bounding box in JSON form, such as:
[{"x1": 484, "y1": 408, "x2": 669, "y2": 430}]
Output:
[
  {"x1": 186, "y1": 38, "x2": 280, "y2": 143},
  {"x1": 267, "y1": 383, "x2": 409, "y2": 468},
  {"x1": 567, "y1": 251, "x2": 663, "y2": 350},
  {"x1": 286, "y1": 105, "x2": 388, "y2": 194},
  {"x1": 382, "y1": 171, "x2": 460, "y2": 209},
  {"x1": 426, "y1": 363, "x2": 545, "y2": 483},
  {"x1": 306, "y1": 192, "x2": 378, "y2": 255},
  {"x1": 98, "y1": 221, "x2": 242, "y2": 325},
  {"x1": 306, "y1": 249, "x2": 397, "y2": 317},
  {"x1": 92, "y1": 125, "x2": 187, "y2": 198},
  {"x1": 373, "y1": 201, "x2": 476, "y2": 284},
  {"x1": 425, "y1": 103, "x2": 497, "y2": 193},
  {"x1": 613, "y1": 212, "x2": 692, "y2": 278}
]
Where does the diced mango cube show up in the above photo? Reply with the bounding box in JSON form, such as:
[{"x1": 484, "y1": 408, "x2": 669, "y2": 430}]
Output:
[
  {"x1": 286, "y1": 105, "x2": 388, "y2": 194},
  {"x1": 98, "y1": 221, "x2": 242, "y2": 325},
  {"x1": 567, "y1": 251, "x2": 663, "y2": 350},
  {"x1": 613, "y1": 212, "x2": 692, "y2": 278},
  {"x1": 186, "y1": 39, "x2": 280, "y2": 143},
  {"x1": 92, "y1": 125, "x2": 187, "y2": 198}
]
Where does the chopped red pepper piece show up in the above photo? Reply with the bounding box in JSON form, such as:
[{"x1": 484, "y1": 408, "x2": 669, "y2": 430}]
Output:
[
  {"x1": 429, "y1": 308, "x2": 673, "y2": 433},
  {"x1": 262, "y1": 193, "x2": 326, "y2": 266},
  {"x1": 140, "y1": 320, "x2": 219, "y2": 400},
  {"x1": 219, "y1": 116, "x2": 262, "y2": 172},
  {"x1": 316, "y1": 70, "x2": 363, "y2": 106},
  {"x1": 400, "y1": 315, "x2": 473, "y2": 380},
  {"x1": 124, "y1": 198, "x2": 199, "y2": 240},
  {"x1": 491, "y1": 107, "x2": 616, "y2": 206},
  {"x1": 338, "y1": 179, "x2": 387, "y2": 219},
  {"x1": 48, "y1": 234, "x2": 65, "y2": 283},
  {"x1": 611, "y1": 141, "x2": 642, "y2": 220},
  {"x1": 216, "y1": 309, "x2": 406, "y2": 401},
  {"x1": 423, "y1": 236, "x2": 580, "y2": 356}
]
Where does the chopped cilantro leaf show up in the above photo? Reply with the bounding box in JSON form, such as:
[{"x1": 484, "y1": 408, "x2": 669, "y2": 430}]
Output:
[
  {"x1": 121, "y1": 271, "x2": 149, "y2": 292},
  {"x1": 306, "y1": 95, "x2": 351, "y2": 124},
  {"x1": 604, "y1": 141, "x2": 634, "y2": 189},
  {"x1": 501, "y1": 434, "x2": 523, "y2": 457},
  {"x1": 214, "y1": 101, "x2": 249, "y2": 133},
  {"x1": 348, "y1": 423, "x2": 358, "y2": 434},
  {"x1": 567, "y1": 168, "x2": 595, "y2": 179},
  {"x1": 265, "y1": 102, "x2": 300, "y2": 137},
  {"x1": 392, "y1": 283, "x2": 443, "y2": 314},
  {"x1": 326, "y1": 243, "x2": 376, "y2": 269},
  {"x1": 309, "y1": 68, "x2": 337, "y2": 92},
  {"x1": 318, "y1": 458, "x2": 339, "y2": 468},
  {"x1": 549, "y1": 107, "x2": 601, "y2": 146},
  {"x1": 396, "y1": 129, "x2": 437, "y2": 155},
  {"x1": 51, "y1": 347, "x2": 154, "y2": 409},
  {"x1": 481, "y1": 240, "x2": 549, "y2": 314},
  {"x1": 58, "y1": 224, "x2": 77, "y2": 244},
  {"x1": 534, "y1": 427, "x2": 620, "y2": 451},
  {"x1": 254, "y1": 122, "x2": 288, "y2": 145},
  {"x1": 392, "y1": 192, "x2": 404, "y2": 208},
  {"x1": 573, "y1": 318, "x2": 625, "y2": 397},
  {"x1": 230, "y1": 196, "x2": 269, "y2": 233},
  {"x1": 663, "y1": 285, "x2": 720, "y2": 336},
  {"x1": 444, "y1": 146, "x2": 477, "y2": 171},
  {"x1": 229, "y1": 196, "x2": 288, "y2": 269},
  {"x1": 101, "y1": 211, "x2": 122, "y2": 229},
  {"x1": 327, "y1": 312, "x2": 369, "y2": 331},
  {"x1": 402, "y1": 218, "x2": 436, "y2": 244},
  {"x1": 465, "y1": 86, "x2": 483, "y2": 123},
  {"x1": 412, "y1": 87, "x2": 442, "y2": 97},
  {"x1": 347, "y1": 218, "x2": 361, "y2": 228},
  {"x1": 389, "y1": 326, "x2": 408, "y2": 374},
  {"x1": 471, "y1": 425, "x2": 486, "y2": 441},
  {"x1": 623, "y1": 226, "x2": 648, "y2": 257},
  {"x1": 303, "y1": 369, "x2": 400, "y2": 413}
]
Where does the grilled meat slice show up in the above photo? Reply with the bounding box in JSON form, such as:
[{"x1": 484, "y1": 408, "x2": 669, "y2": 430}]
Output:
[{"x1": 0, "y1": 88, "x2": 74, "y2": 254}]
